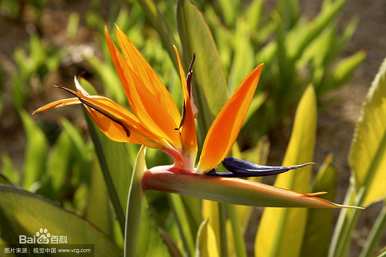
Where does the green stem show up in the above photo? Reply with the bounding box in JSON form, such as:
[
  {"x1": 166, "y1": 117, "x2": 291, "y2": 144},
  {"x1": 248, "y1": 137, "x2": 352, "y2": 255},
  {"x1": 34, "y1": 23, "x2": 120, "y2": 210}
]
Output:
[{"x1": 359, "y1": 204, "x2": 386, "y2": 257}]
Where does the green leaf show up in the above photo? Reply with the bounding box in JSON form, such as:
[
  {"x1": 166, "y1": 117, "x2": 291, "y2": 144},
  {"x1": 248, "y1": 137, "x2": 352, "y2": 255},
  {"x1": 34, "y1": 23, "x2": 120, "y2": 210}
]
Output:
[
  {"x1": 359, "y1": 203, "x2": 386, "y2": 257},
  {"x1": 46, "y1": 130, "x2": 73, "y2": 194},
  {"x1": 216, "y1": 0, "x2": 239, "y2": 27},
  {"x1": 349, "y1": 58, "x2": 386, "y2": 206},
  {"x1": 177, "y1": 0, "x2": 228, "y2": 134},
  {"x1": 96, "y1": 133, "x2": 136, "y2": 210},
  {"x1": 242, "y1": 0, "x2": 263, "y2": 33},
  {"x1": 0, "y1": 185, "x2": 121, "y2": 256},
  {"x1": 226, "y1": 204, "x2": 247, "y2": 257},
  {"x1": 137, "y1": 0, "x2": 177, "y2": 63},
  {"x1": 328, "y1": 182, "x2": 360, "y2": 257},
  {"x1": 228, "y1": 20, "x2": 255, "y2": 92},
  {"x1": 289, "y1": 0, "x2": 346, "y2": 60},
  {"x1": 85, "y1": 113, "x2": 127, "y2": 233},
  {"x1": 0, "y1": 174, "x2": 11, "y2": 184},
  {"x1": 231, "y1": 137, "x2": 270, "y2": 238},
  {"x1": 278, "y1": 0, "x2": 300, "y2": 29},
  {"x1": 323, "y1": 51, "x2": 366, "y2": 93},
  {"x1": 21, "y1": 110, "x2": 48, "y2": 190},
  {"x1": 171, "y1": 194, "x2": 196, "y2": 256},
  {"x1": 202, "y1": 200, "x2": 221, "y2": 254},
  {"x1": 124, "y1": 146, "x2": 171, "y2": 257},
  {"x1": 88, "y1": 56, "x2": 126, "y2": 104},
  {"x1": 300, "y1": 155, "x2": 337, "y2": 257},
  {"x1": 1, "y1": 155, "x2": 19, "y2": 184},
  {"x1": 255, "y1": 85, "x2": 317, "y2": 257},
  {"x1": 61, "y1": 119, "x2": 91, "y2": 162},
  {"x1": 195, "y1": 220, "x2": 219, "y2": 257},
  {"x1": 66, "y1": 12, "x2": 80, "y2": 39},
  {"x1": 85, "y1": 162, "x2": 113, "y2": 236}
]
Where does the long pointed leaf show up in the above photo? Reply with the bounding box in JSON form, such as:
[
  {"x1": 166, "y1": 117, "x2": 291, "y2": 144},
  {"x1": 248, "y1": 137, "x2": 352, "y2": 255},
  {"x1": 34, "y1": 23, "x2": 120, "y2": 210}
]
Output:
[
  {"x1": 195, "y1": 220, "x2": 220, "y2": 257},
  {"x1": 349, "y1": 58, "x2": 386, "y2": 206},
  {"x1": 255, "y1": 85, "x2": 317, "y2": 257},
  {"x1": 124, "y1": 146, "x2": 171, "y2": 257},
  {"x1": 300, "y1": 155, "x2": 337, "y2": 257},
  {"x1": 359, "y1": 203, "x2": 386, "y2": 257},
  {"x1": 21, "y1": 111, "x2": 48, "y2": 189},
  {"x1": 0, "y1": 185, "x2": 121, "y2": 256}
]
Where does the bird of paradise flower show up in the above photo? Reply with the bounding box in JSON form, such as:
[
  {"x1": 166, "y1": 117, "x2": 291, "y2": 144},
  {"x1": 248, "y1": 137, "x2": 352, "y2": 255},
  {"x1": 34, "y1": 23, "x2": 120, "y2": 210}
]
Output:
[{"x1": 33, "y1": 27, "x2": 361, "y2": 209}]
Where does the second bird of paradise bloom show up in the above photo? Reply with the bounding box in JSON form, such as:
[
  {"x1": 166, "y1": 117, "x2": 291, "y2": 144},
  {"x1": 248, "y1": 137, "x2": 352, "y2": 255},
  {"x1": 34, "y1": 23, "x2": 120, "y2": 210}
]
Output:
[{"x1": 34, "y1": 26, "x2": 361, "y2": 209}]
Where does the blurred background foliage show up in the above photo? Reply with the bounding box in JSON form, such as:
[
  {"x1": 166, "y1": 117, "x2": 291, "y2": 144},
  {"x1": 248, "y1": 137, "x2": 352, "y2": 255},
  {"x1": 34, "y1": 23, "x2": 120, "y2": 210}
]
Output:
[{"x1": 0, "y1": 0, "x2": 385, "y2": 257}]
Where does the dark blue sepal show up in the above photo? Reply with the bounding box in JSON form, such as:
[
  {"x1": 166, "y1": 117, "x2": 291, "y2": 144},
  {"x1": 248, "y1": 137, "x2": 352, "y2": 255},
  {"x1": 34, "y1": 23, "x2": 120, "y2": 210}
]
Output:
[{"x1": 206, "y1": 157, "x2": 313, "y2": 177}]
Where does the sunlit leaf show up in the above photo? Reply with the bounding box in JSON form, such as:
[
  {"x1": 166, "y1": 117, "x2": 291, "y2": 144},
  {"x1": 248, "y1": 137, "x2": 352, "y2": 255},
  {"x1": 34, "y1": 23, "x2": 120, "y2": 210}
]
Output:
[
  {"x1": 195, "y1": 220, "x2": 219, "y2": 257},
  {"x1": 300, "y1": 155, "x2": 337, "y2": 257},
  {"x1": 255, "y1": 85, "x2": 317, "y2": 257},
  {"x1": 349, "y1": 58, "x2": 386, "y2": 206}
]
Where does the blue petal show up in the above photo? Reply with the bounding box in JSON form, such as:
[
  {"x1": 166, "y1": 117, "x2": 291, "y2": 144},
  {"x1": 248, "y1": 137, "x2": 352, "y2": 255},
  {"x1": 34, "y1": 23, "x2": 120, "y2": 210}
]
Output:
[{"x1": 206, "y1": 157, "x2": 313, "y2": 177}]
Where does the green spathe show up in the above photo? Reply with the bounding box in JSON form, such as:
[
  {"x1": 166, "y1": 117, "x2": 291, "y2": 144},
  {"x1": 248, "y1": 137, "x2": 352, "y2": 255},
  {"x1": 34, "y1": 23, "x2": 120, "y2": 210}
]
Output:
[{"x1": 142, "y1": 167, "x2": 359, "y2": 208}]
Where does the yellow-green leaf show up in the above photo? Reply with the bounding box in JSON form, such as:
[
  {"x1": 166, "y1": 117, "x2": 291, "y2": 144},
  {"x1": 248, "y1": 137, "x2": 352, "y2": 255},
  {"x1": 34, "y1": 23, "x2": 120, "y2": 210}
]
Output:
[
  {"x1": 300, "y1": 155, "x2": 337, "y2": 257},
  {"x1": 0, "y1": 185, "x2": 121, "y2": 256},
  {"x1": 255, "y1": 85, "x2": 317, "y2": 257},
  {"x1": 195, "y1": 220, "x2": 220, "y2": 257},
  {"x1": 21, "y1": 110, "x2": 48, "y2": 190},
  {"x1": 349, "y1": 58, "x2": 386, "y2": 206},
  {"x1": 85, "y1": 161, "x2": 113, "y2": 236}
]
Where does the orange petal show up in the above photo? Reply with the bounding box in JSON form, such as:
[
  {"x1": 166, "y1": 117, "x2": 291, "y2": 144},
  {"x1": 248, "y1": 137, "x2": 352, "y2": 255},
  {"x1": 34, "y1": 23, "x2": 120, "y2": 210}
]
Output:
[
  {"x1": 32, "y1": 98, "x2": 80, "y2": 115},
  {"x1": 198, "y1": 64, "x2": 264, "y2": 172},
  {"x1": 33, "y1": 88, "x2": 160, "y2": 148},
  {"x1": 86, "y1": 108, "x2": 158, "y2": 147},
  {"x1": 173, "y1": 46, "x2": 197, "y2": 159},
  {"x1": 105, "y1": 27, "x2": 181, "y2": 148}
]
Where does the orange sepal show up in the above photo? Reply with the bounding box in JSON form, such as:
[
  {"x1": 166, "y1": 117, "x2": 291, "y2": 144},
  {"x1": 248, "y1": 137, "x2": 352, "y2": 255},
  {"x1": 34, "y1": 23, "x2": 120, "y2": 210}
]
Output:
[
  {"x1": 33, "y1": 87, "x2": 160, "y2": 148},
  {"x1": 32, "y1": 98, "x2": 80, "y2": 115},
  {"x1": 198, "y1": 64, "x2": 264, "y2": 172}
]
